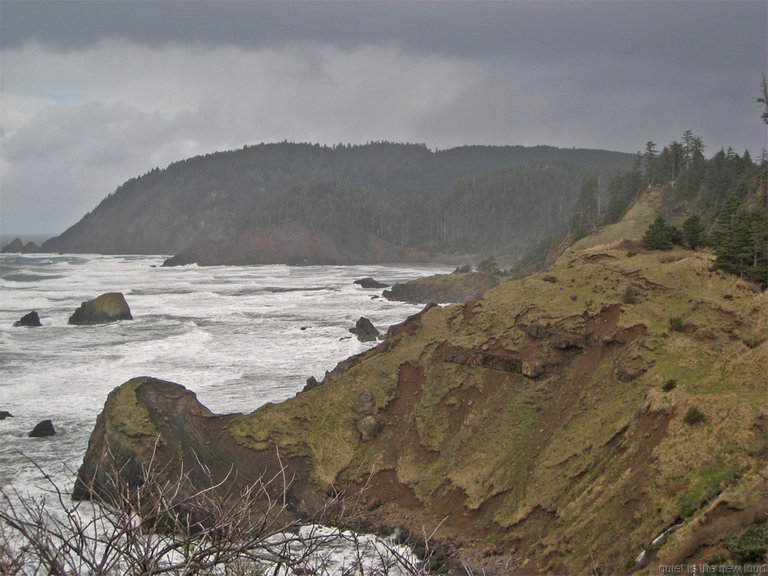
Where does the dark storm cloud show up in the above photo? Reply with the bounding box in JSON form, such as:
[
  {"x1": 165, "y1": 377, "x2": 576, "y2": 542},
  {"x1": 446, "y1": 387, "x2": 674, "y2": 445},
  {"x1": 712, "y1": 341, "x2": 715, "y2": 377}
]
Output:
[
  {"x1": 1, "y1": 1, "x2": 766, "y2": 236},
  {"x1": 3, "y1": 1, "x2": 763, "y2": 70}
]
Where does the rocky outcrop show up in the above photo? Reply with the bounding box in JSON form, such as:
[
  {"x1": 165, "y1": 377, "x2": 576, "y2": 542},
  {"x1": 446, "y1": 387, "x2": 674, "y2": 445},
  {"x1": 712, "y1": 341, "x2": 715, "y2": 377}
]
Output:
[
  {"x1": 72, "y1": 377, "x2": 321, "y2": 524},
  {"x1": 29, "y1": 420, "x2": 55, "y2": 437},
  {"x1": 354, "y1": 277, "x2": 389, "y2": 289},
  {"x1": 349, "y1": 317, "x2": 380, "y2": 342},
  {"x1": 3, "y1": 238, "x2": 40, "y2": 253},
  {"x1": 356, "y1": 414, "x2": 384, "y2": 441},
  {"x1": 75, "y1": 241, "x2": 768, "y2": 575},
  {"x1": 68, "y1": 292, "x2": 133, "y2": 325},
  {"x1": 13, "y1": 311, "x2": 42, "y2": 327},
  {"x1": 0, "y1": 411, "x2": 13, "y2": 420},
  {"x1": 383, "y1": 271, "x2": 500, "y2": 304},
  {"x1": 1, "y1": 238, "x2": 24, "y2": 253}
]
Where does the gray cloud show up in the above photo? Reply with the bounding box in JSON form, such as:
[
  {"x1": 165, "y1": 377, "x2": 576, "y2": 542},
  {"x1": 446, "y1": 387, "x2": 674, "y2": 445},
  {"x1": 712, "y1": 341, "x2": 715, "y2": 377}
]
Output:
[{"x1": 1, "y1": 1, "x2": 766, "y2": 236}]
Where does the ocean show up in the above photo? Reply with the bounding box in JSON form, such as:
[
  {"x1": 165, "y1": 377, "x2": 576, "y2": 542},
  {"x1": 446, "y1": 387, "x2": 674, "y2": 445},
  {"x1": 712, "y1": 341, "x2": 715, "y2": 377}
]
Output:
[{"x1": 0, "y1": 253, "x2": 450, "y2": 570}]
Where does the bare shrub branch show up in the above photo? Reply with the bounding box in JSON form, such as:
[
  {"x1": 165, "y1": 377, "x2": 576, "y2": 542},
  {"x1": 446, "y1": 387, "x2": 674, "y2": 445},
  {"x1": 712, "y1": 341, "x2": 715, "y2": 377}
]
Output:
[{"x1": 1, "y1": 447, "x2": 434, "y2": 576}]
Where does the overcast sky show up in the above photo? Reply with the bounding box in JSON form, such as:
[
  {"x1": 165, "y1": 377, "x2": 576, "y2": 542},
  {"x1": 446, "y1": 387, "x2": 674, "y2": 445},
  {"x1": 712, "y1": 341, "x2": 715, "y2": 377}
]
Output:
[{"x1": 1, "y1": 1, "x2": 766, "y2": 237}]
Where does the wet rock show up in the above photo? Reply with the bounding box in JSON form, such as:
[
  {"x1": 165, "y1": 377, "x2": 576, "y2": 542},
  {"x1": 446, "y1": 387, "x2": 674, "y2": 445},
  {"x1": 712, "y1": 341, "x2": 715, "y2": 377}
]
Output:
[
  {"x1": 354, "y1": 277, "x2": 389, "y2": 289},
  {"x1": 14, "y1": 311, "x2": 42, "y2": 327},
  {"x1": 349, "y1": 317, "x2": 380, "y2": 342},
  {"x1": 0, "y1": 411, "x2": 13, "y2": 420},
  {"x1": 1, "y1": 238, "x2": 24, "y2": 253},
  {"x1": 29, "y1": 419, "x2": 55, "y2": 437},
  {"x1": 68, "y1": 292, "x2": 133, "y2": 325},
  {"x1": 162, "y1": 253, "x2": 197, "y2": 267}
]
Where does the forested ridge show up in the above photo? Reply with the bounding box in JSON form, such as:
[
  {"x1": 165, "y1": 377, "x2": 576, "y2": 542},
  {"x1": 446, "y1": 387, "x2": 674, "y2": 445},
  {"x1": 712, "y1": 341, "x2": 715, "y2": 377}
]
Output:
[
  {"x1": 615, "y1": 133, "x2": 767, "y2": 288},
  {"x1": 41, "y1": 142, "x2": 633, "y2": 263},
  {"x1": 505, "y1": 130, "x2": 766, "y2": 287}
]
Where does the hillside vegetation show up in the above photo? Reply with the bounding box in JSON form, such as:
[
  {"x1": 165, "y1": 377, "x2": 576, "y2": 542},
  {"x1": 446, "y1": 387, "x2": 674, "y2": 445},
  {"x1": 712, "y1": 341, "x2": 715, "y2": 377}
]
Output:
[
  {"x1": 40, "y1": 142, "x2": 632, "y2": 264},
  {"x1": 75, "y1": 187, "x2": 768, "y2": 574}
]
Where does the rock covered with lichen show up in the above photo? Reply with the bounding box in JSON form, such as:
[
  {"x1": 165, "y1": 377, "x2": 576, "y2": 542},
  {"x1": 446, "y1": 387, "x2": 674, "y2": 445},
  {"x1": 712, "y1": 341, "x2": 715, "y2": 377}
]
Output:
[{"x1": 68, "y1": 292, "x2": 133, "y2": 325}]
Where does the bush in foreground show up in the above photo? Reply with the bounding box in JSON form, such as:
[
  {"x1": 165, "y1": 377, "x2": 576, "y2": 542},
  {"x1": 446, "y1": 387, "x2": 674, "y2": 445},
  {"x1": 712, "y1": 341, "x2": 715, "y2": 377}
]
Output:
[{"x1": 0, "y1": 451, "x2": 430, "y2": 576}]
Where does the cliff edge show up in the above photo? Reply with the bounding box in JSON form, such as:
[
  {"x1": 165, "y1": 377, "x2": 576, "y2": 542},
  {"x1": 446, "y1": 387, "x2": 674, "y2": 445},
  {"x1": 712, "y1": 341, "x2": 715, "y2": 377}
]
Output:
[{"x1": 76, "y1": 235, "x2": 768, "y2": 573}]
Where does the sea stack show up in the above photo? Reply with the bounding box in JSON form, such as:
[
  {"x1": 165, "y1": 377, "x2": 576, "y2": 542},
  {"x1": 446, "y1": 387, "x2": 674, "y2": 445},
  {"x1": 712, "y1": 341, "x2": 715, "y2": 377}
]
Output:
[
  {"x1": 28, "y1": 419, "x2": 56, "y2": 437},
  {"x1": 68, "y1": 292, "x2": 133, "y2": 325},
  {"x1": 14, "y1": 311, "x2": 42, "y2": 327}
]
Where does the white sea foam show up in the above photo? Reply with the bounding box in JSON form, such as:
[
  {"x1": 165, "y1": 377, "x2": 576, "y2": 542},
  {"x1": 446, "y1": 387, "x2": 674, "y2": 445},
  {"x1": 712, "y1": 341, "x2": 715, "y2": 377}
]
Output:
[
  {"x1": 1, "y1": 254, "x2": 451, "y2": 570},
  {"x1": 0, "y1": 253, "x2": 449, "y2": 499}
]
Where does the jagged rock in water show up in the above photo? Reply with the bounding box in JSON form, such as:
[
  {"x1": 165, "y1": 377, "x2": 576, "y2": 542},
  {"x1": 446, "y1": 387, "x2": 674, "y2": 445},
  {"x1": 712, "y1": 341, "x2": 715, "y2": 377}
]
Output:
[
  {"x1": 349, "y1": 317, "x2": 380, "y2": 342},
  {"x1": 354, "y1": 277, "x2": 389, "y2": 289},
  {"x1": 3, "y1": 238, "x2": 39, "y2": 253},
  {"x1": 29, "y1": 419, "x2": 55, "y2": 437},
  {"x1": 14, "y1": 311, "x2": 42, "y2": 327},
  {"x1": 162, "y1": 253, "x2": 197, "y2": 267},
  {"x1": 68, "y1": 292, "x2": 133, "y2": 325},
  {"x1": 0, "y1": 411, "x2": 13, "y2": 420},
  {"x1": 1, "y1": 238, "x2": 24, "y2": 253}
]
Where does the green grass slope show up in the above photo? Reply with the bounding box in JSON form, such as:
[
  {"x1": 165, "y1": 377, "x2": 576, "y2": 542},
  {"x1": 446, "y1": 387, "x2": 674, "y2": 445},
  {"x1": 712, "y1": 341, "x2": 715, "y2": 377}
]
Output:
[{"x1": 228, "y1": 192, "x2": 768, "y2": 573}]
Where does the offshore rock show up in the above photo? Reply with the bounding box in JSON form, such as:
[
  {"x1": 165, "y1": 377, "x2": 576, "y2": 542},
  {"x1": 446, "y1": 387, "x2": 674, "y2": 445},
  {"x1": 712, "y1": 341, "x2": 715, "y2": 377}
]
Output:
[
  {"x1": 1, "y1": 238, "x2": 24, "y2": 253},
  {"x1": 68, "y1": 292, "x2": 133, "y2": 325},
  {"x1": 349, "y1": 317, "x2": 380, "y2": 342},
  {"x1": 28, "y1": 419, "x2": 55, "y2": 437},
  {"x1": 14, "y1": 311, "x2": 42, "y2": 327},
  {"x1": 354, "y1": 277, "x2": 389, "y2": 289},
  {"x1": 4, "y1": 238, "x2": 40, "y2": 253},
  {"x1": 0, "y1": 411, "x2": 14, "y2": 420}
]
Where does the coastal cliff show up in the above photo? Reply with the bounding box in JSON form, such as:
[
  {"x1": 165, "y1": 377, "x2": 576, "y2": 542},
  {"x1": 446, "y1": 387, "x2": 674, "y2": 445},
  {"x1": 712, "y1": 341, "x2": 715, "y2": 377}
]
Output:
[
  {"x1": 76, "y1": 214, "x2": 768, "y2": 573},
  {"x1": 40, "y1": 142, "x2": 631, "y2": 265}
]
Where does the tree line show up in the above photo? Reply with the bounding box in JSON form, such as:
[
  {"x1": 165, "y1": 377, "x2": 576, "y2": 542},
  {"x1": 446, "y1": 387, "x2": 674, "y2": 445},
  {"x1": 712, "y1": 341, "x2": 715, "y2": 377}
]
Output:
[{"x1": 590, "y1": 130, "x2": 768, "y2": 288}]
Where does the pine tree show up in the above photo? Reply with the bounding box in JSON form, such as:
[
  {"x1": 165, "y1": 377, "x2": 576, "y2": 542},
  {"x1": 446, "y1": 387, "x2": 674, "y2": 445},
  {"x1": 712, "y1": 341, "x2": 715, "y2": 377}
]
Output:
[
  {"x1": 682, "y1": 214, "x2": 706, "y2": 250},
  {"x1": 570, "y1": 177, "x2": 599, "y2": 238},
  {"x1": 643, "y1": 215, "x2": 674, "y2": 250}
]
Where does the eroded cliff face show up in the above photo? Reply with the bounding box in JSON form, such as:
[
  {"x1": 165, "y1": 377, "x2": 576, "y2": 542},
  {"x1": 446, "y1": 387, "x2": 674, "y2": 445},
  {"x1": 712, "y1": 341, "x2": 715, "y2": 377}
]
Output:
[
  {"x1": 160, "y1": 222, "x2": 437, "y2": 266},
  {"x1": 76, "y1": 242, "x2": 768, "y2": 574}
]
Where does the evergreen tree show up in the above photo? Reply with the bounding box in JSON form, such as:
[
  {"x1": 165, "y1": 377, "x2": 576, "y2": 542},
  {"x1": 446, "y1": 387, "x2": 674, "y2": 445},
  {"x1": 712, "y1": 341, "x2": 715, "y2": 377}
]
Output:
[
  {"x1": 682, "y1": 214, "x2": 706, "y2": 249},
  {"x1": 713, "y1": 203, "x2": 768, "y2": 286},
  {"x1": 570, "y1": 177, "x2": 599, "y2": 238},
  {"x1": 643, "y1": 141, "x2": 657, "y2": 185},
  {"x1": 643, "y1": 216, "x2": 674, "y2": 250}
]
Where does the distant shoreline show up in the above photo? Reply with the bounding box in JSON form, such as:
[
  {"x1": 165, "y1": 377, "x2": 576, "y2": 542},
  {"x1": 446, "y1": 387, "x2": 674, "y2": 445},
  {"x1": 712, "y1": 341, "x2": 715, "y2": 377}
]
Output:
[{"x1": 0, "y1": 234, "x2": 54, "y2": 246}]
